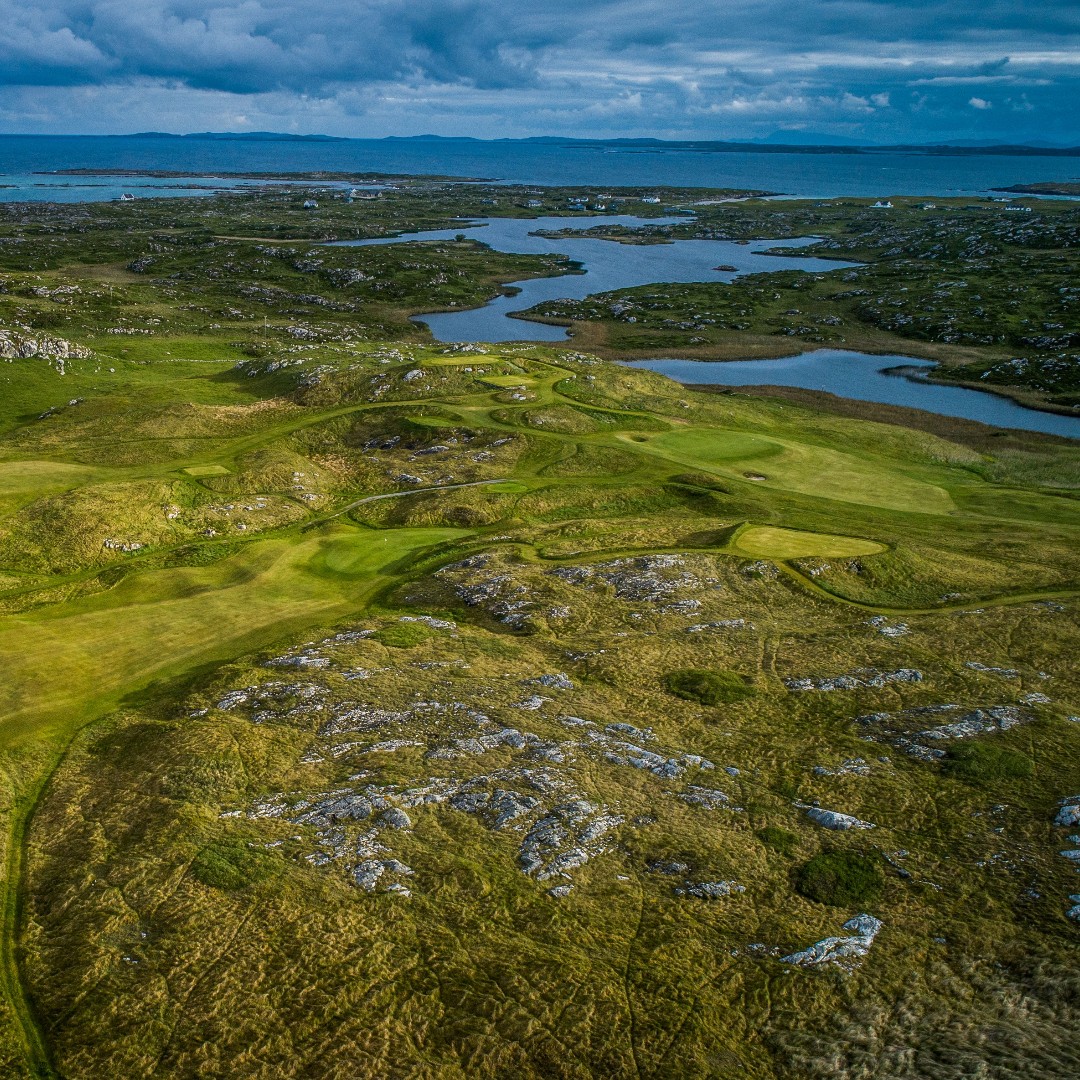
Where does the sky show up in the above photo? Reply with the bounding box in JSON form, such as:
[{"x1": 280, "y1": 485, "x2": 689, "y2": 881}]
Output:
[{"x1": 0, "y1": 1, "x2": 1077, "y2": 143}]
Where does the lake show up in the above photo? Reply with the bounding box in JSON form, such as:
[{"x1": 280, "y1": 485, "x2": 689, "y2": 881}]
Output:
[
  {"x1": 625, "y1": 352, "x2": 1080, "y2": 439},
  {"x1": 333, "y1": 216, "x2": 1079, "y2": 437},
  {"x1": 331, "y1": 215, "x2": 858, "y2": 342}
]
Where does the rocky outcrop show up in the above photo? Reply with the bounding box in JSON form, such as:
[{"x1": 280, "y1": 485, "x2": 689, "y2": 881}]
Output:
[
  {"x1": 800, "y1": 804, "x2": 876, "y2": 831},
  {"x1": 781, "y1": 914, "x2": 882, "y2": 967},
  {"x1": 1055, "y1": 796, "x2": 1080, "y2": 828},
  {"x1": 920, "y1": 705, "x2": 1029, "y2": 741},
  {"x1": 786, "y1": 668, "x2": 921, "y2": 692},
  {"x1": 0, "y1": 328, "x2": 91, "y2": 372},
  {"x1": 676, "y1": 880, "x2": 745, "y2": 900}
]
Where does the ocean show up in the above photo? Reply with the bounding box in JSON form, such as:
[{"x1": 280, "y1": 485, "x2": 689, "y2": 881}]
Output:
[{"x1": 1, "y1": 134, "x2": 1077, "y2": 202}]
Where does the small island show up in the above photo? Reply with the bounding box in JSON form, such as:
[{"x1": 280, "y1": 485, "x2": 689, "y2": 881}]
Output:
[{"x1": 994, "y1": 181, "x2": 1080, "y2": 196}]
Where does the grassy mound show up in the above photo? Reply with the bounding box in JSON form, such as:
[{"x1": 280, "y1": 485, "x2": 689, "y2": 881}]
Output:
[
  {"x1": 190, "y1": 839, "x2": 277, "y2": 891},
  {"x1": 372, "y1": 622, "x2": 436, "y2": 648},
  {"x1": 795, "y1": 851, "x2": 884, "y2": 907},
  {"x1": 943, "y1": 741, "x2": 1034, "y2": 783},
  {"x1": 665, "y1": 668, "x2": 756, "y2": 705},
  {"x1": 757, "y1": 826, "x2": 799, "y2": 855}
]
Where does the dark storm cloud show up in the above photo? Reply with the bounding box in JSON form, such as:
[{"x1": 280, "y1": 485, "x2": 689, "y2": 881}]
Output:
[
  {"x1": 0, "y1": 1, "x2": 543, "y2": 91},
  {"x1": 0, "y1": 1, "x2": 1076, "y2": 139}
]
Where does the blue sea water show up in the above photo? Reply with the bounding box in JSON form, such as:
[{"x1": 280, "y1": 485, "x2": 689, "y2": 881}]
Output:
[{"x1": 1, "y1": 134, "x2": 1077, "y2": 202}]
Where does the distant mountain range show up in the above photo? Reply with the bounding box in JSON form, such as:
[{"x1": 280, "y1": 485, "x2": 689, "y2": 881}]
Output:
[{"x1": 115, "y1": 131, "x2": 1080, "y2": 155}]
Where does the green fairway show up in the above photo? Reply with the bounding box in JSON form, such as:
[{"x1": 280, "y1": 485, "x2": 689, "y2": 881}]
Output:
[
  {"x1": 0, "y1": 525, "x2": 467, "y2": 748},
  {"x1": 637, "y1": 427, "x2": 956, "y2": 513},
  {"x1": 480, "y1": 374, "x2": 537, "y2": 387},
  {"x1": 0, "y1": 462, "x2": 101, "y2": 497},
  {"x1": 0, "y1": 462, "x2": 107, "y2": 526}
]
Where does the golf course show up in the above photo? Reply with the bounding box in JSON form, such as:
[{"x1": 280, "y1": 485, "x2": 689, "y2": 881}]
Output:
[{"x1": 0, "y1": 181, "x2": 1076, "y2": 1078}]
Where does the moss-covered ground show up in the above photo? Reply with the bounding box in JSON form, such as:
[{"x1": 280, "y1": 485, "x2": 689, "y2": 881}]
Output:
[{"x1": 0, "y1": 183, "x2": 1076, "y2": 1078}]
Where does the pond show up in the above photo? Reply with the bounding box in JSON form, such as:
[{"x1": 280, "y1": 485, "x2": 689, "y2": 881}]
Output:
[
  {"x1": 331, "y1": 215, "x2": 856, "y2": 342},
  {"x1": 624, "y1": 351, "x2": 1080, "y2": 439}
]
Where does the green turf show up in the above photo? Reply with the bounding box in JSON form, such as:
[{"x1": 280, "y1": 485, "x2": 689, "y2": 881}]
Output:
[
  {"x1": 0, "y1": 525, "x2": 465, "y2": 747},
  {"x1": 180, "y1": 464, "x2": 231, "y2": 477},
  {"x1": 640, "y1": 428, "x2": 956, "y2": 513},
  {"x1": 734, "y1": 525, "x2": 886, "y2": 559}
]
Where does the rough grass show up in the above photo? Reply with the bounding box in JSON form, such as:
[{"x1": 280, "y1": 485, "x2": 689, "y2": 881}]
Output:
[
  {"x1": 18, "y1": 560, "x2": 1080, "y2": 1078},
  {"x1": 757, "y1": 826, "x2": 799, "y2": 856}
]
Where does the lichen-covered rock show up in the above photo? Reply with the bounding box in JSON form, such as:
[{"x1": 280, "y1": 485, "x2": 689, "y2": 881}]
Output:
[
  {"x1": 529, "y1": 672, "x2": 574, "y2": 690},
  {"x1": 786, "y1": 668, "x2": 921, "y2": 692},
  {"x1": 679, "y1": 786, "x2": 731, "y2": 809},
  {"x1": 0, "y1": 328, "x2": 91, "y2": 370},
  {"x1": 781, "y1": 914, "x2": 882, "y2": 967},
  {"x1": 802, "y1": 806, "x2": 876, "y2": 831},
  {"x1": 1055, "y1": 798, "x2": 1080, "y2": 827},
  {"x1": 353, "y1": 858, "x2": 414, "y2": 892},
  {"x1": 550, "y1": 554, "x2": 712, "y2": 605},
  {"x1": 676, "y1": 880, "x2": 745, "y2": 899},
  {"x1": 381, "y1": 807, "x2": 412, "y2": 830},
  {"x1": 518, "y1": 798, "x2": 622, "y2": 880},
  {"x1": 920, "y1": 706, "x2": 1029, "y2": 740}
]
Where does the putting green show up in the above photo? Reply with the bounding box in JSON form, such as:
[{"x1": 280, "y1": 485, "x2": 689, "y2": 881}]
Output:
[
  {"x1": 182, "y1": 464, "x2": 231, "y2": 477},
  {"x1": 633, "y1": 428, "x2": 778, "y2": 463},
  {"x1": 638, "y1": 428, "x2": 954, "y2": 514},
  {"x1": 0, "y1": 525, "x2": 466, "y2": 747},
  {"x1": 733, "y1": 525, "x2": 886, "y2": 560},
  {"x1": 481, "y1": 375, "x2": 537, "y2": 388}
]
